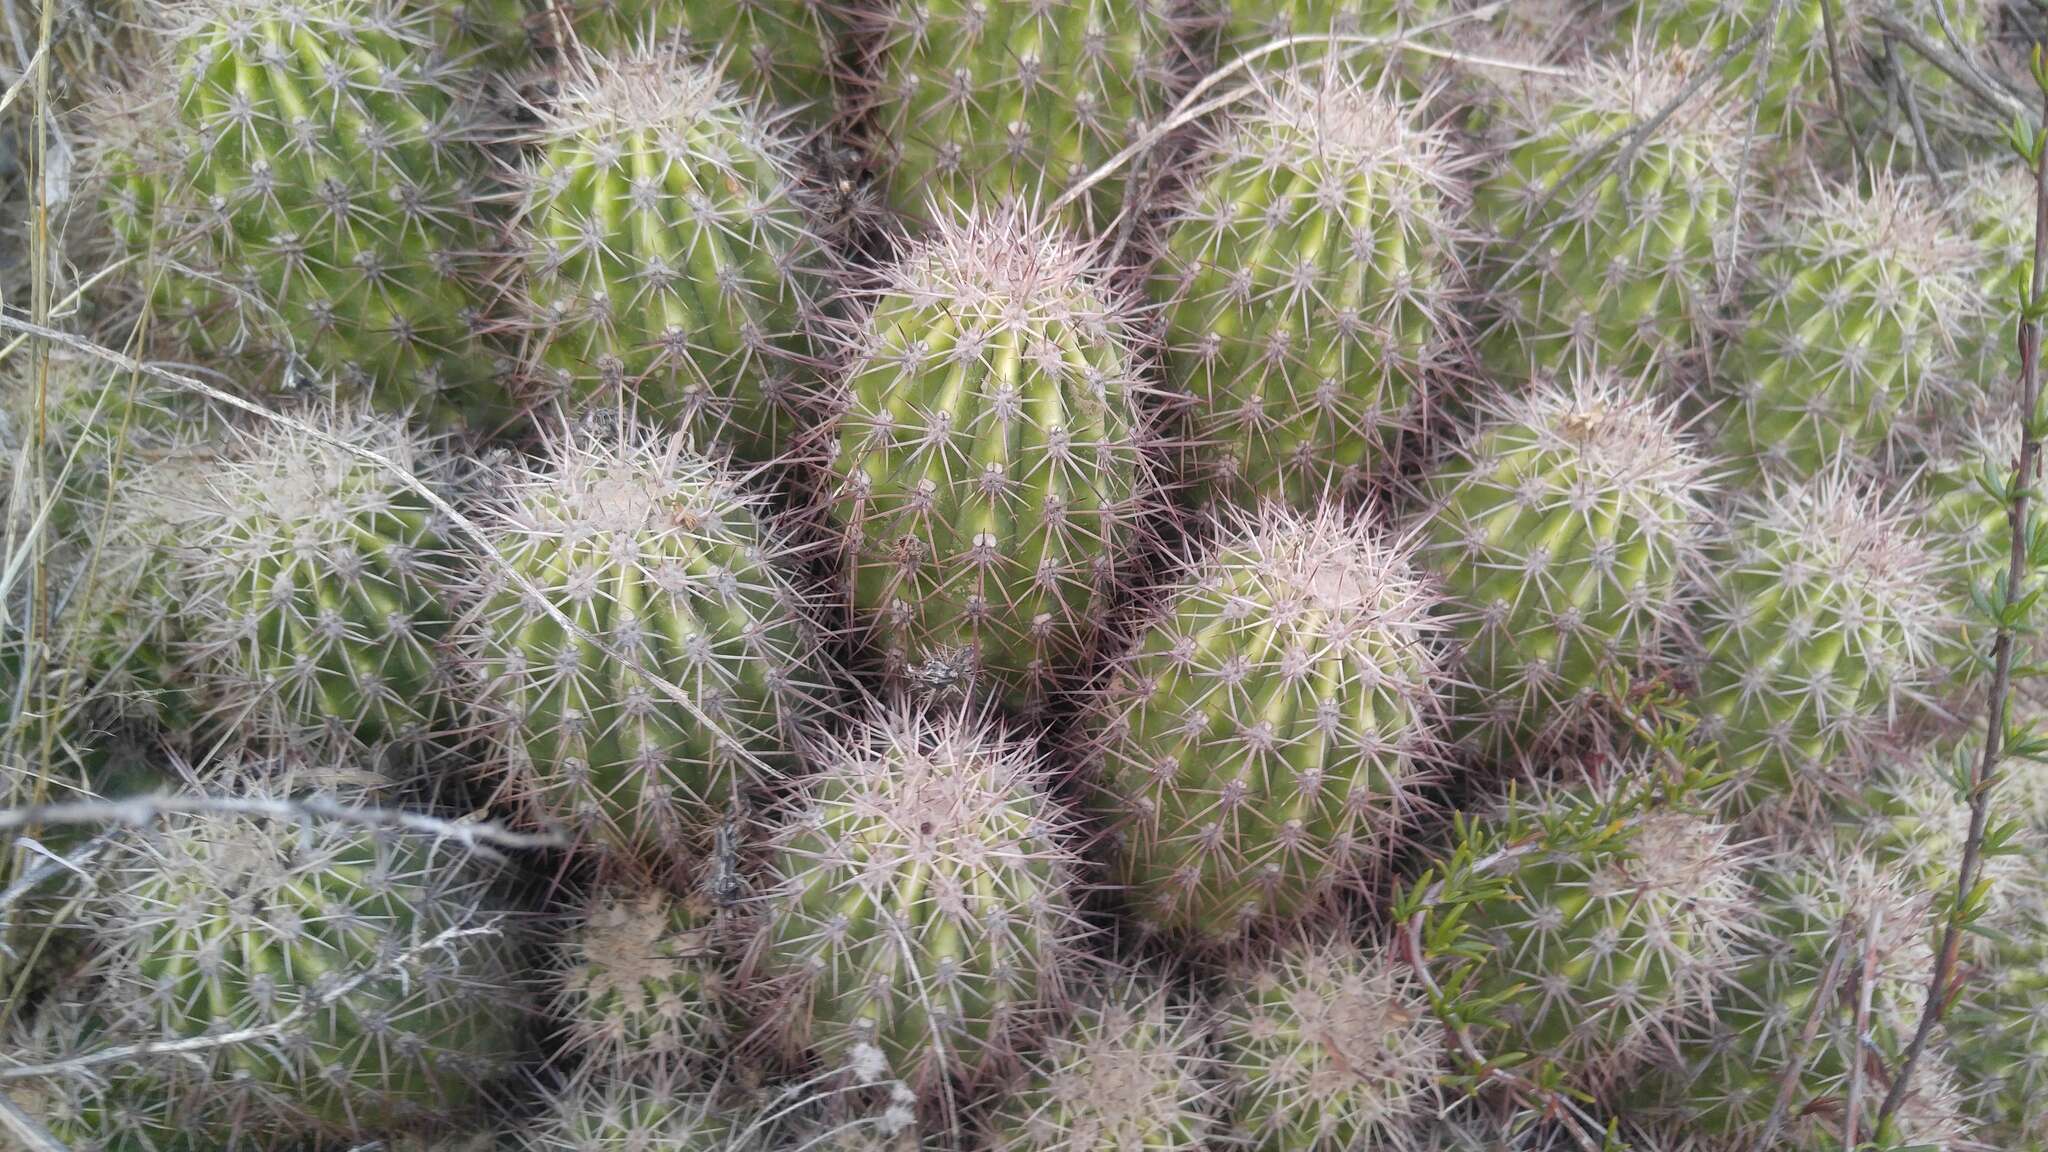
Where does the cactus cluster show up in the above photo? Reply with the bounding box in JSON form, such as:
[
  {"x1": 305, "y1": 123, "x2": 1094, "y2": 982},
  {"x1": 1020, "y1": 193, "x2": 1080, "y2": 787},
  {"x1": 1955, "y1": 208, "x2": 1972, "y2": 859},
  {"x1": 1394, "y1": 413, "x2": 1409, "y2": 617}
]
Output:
[{"x1": 14, "y1": 2, "x2": 2048, "y2": 1150}]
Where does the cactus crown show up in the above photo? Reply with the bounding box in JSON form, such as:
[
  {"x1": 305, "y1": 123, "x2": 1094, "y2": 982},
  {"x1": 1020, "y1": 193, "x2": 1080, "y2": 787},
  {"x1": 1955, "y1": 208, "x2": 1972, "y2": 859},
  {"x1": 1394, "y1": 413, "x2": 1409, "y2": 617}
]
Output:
[
  {"x1": 532, "y1": 1072, "x2": 740, "y2": 1152},
  {"x1": 551, "y1": 883, "x2": 732, "y2": 1071},
  {"x1": 1219, "y1": 933, "x2": 1442, "y2": 1151},
  {"x1": 1480, "y1": 371, "x2": 1708, "y2": 514},
  {"x1": 1226, "y1": 502, "x2": 1445, "y2": 655},
  {"x1": 988, "y1": 975, "x2": 1218, "y2": 1152},
  {"x1": 875, "y1": 210, "x2": 1115, "y2": 326}
]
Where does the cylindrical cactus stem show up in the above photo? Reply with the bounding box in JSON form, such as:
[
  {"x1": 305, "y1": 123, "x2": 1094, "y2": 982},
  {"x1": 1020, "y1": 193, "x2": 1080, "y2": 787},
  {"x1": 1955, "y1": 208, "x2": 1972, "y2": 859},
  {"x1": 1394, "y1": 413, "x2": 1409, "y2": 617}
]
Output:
[
  {"x1": 854, "y1": 0, "x2": 1200, "y2": 234},
  {"x1": 1081, "y1": 502, "x2": 1446, "y2": 945},
  {"x1": 550, "y1": 883, "x2": 740, "y2": 1077},
  {"x1": 983, "y1": 973, "x2": 1219, "y2": 1152},
  {"x1": 463, "y1": 421, "x2": 834, "y2": 875},
  {"x1": 1412, "y1": 370, "x2": 1708, "y2": 762},
  {"x1": 1212, "y1": 0, "x2": 1450, "y2": 87},
  {"x1": 1443, "y1": 779, "x2": 1753, "y2": 1091},
  {"x1": 506, "y1": 46, "x2": 827, "y2": 464},
  {"x1": 1471, "y1": 48, "x2": 1742, "y2": 384},
  {"x1": 815, "y1": 209, "x2": 1161, "y2": 718},
  {"x1": 1692, "y1": 474, "x2": 1953, "y2": 821},
  {"x1": 164, "y1": 410, "x2": 466, "y2": 758},
  {"x1": 1714, "y1": 178, "x2": 1974, "y2": 481},
  {"x1": 1949, "y1": 163, "x2": 2035, "y2": 408},
  {"x1": 745, "y1": 705, "x2": 1091, "y2": 1099},
  {"x1": 138, "y1": 0, "x2": 508, "y2": 425},
  {"x1": 1215, "y1": 932, "x2": 1443, "y2": 1152},
  {"x1": 1149, "y1": 68, "x2": 1465, "y2": 510},
  {"x1": 77, "y1": 781, "x2": 531, "y2": 1143}
]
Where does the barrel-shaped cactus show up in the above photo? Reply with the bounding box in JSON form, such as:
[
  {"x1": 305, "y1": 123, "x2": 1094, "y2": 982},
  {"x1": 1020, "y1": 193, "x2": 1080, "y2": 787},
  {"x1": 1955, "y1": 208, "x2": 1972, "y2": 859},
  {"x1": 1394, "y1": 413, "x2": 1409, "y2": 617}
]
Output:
[
  {"x1": 818, "y1": 210, "x2": 1158, "y2": 717},
  {"x1": 148, "y1": 0, "x2": 506, "y2": 425},
  {"x1": 748, "y1": 706, "x2": 1090, "y2": 1095},
  {"x1": 1414, "y1": 371, "x2": 1707, "y2": 760},
  {"x1": 1083, "y1": 503, "x2": 1444, "y2": 944},
  {"x1": 985, "y1": 975, "x2": 1218, "y2": 1152},
  {"x1": 551, "y1": 884, "x2": 737, "y2": 1075},
  {"x1": 1694, "y1": 475, "x2": 1951, "y2": 817},
  {"x1": 1472, "y1": 48, "x2": 1741, "y2": 383},
  {"x1": 1150, "y1": 70, "x2": 1463, "y2": 508},
  {"x1": 464, "y1": 422, "x2": 832, "y2": 874},
  {"x1": 1951, "y1": 872, "x2": 2048, "y2": 1152},
  {"x1": 507, "y1": 48, "x2": 825, "y2": 463},
  {"x1": 1715, "y1": 179, "x2": 1973, "y2": 481},
  {"x1": 855, "y1": 0, "x2": 1198, "y2": 234},
  {"x1": 80, "y1": 790, "x2": 529, "y2": 1143},
  {"x1": 169, "y1": 411, "x2": 464, "y2": 756},
  {"x1": 1216, "y1": 933, "x2": 1442, "y2": 1152},
  {"x1": 1449, "y1": 781, "x2": 1752, "y2": 1087},
  {"x1": 1212, "y1": 0, "x2": 1449, "y2": 86}
]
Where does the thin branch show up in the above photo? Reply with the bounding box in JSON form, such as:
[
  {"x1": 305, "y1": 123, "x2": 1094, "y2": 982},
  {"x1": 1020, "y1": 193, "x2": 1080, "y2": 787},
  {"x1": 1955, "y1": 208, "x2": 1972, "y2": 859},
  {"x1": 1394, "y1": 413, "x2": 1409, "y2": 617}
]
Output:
[
  {"x1": 1886, "y1": 40, "x2": 1948, "y2": 194},
  {"x1": 1720, "y1": 0, "x2": 1786, "y2": 313},
  {"x1": 1751, "y1": 928, "x2": 1853, "y2": 1152},
  {"x1": 1049, "y1": 6, "x2": 1563, "y2": 217},
  {"x1": 1842, "y1": 905, "x2": 1881, "y2": 1149},
  {"x1": 0, "y1": 793, "x2": 563, "y2": 856},
  {"x1": 1819, "y1": 0, "x2": 1867, "y2": 179},
  {"x1": 0, "y1": 1093, "x2": 65, "y2": 1152},
  {"x1": 0, "y1": 315, "x2": 780, "y2": 785},
  {"x1": 1872, "y1": 11, "x2": 2035, "y2": 124},
  {"x1": 0, "y1": 923, "x2": 503, "y2": 1082},
  {"x1": 1878, "y1": 79, "x2": 2048, "y2": 1128},
  {"x1": 0, "y1": 830, "x2": 110, "y2": 919}
]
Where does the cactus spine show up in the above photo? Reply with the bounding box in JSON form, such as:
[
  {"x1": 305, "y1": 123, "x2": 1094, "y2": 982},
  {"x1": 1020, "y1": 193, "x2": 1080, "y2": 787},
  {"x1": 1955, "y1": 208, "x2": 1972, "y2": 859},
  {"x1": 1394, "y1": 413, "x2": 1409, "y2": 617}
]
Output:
[
  {"x1": 465, "y1": 423, "x2": 831, "y2": 874},
  {"x1": 1472, "y1": 49, "x2": 1741, "y2": 383},
  {"x1": 169, "y1": 411, "x2": 462, "y2": 755},
  {"x1": 530, "y1": 1072, "x2": 746, "y2": 1152},
  {"x1": 1414, "y1": 372, "x2": 1706, "y2": 759},
  {"x1": 1217, "y1": 933, "x2": 1442, "y2": 1152},
  {"x1": 1715, "y1": 179, "x2": 1972, "y2": 480},
  {"x1": 554, "y1": 0, "x2": 845, "y2": 114},
  {"x1": 80, "y1": 789, "x2": 528, "y2": 1142},
  {"x1": 749, "y1": 707, "x2": 1089, "y2": 1095},
  {"x1": 1150, "y1": 70, "x2": 1462, "y2": 508},
  {"x1": 150, "y1": 0, "x2": 506, "y2": 424},
  {"x1": 508, "y1": 48, "x2": 824, "y2": 463},
  {"x1": 856, "y1": 0, "x2": 1196, "y2": 233},
  {"x1": 820, "y1": 211, "x2": 1157, "y2": 716},
  {"x1": 1693, "y1": 476, "x2": 1950, "y2": 816},
  {"x1": 1084, "y1": 503, "x2": 1444, "y2": 944},
  {"x1": 985, "y1": 976, "x2": 1218, "y2": 1152}
]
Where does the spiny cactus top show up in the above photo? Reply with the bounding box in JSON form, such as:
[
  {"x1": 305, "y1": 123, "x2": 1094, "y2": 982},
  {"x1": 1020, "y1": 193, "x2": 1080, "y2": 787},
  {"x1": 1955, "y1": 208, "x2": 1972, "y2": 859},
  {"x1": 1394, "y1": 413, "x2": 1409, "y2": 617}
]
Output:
[
  {"x1": 1213, "y1": 0, "x2": 1449, "y2": 85},
  {"x1": 1716, "y1": 178, "x2": 1974, "y2": 481},
  {"x1": 464, "y1": 422, "x2": 833, "y2": 875},
  {"x1": 1694, "y1": 475, "x2": 1952, "y2": 818},
  {"x1": 1952, "y1": 163, "x2": 2034, "y2": 406},
  {"x1": 551, "y1": 883, "x2": 735, "y2": 1075},
  {"x1": 530, "y1": 1071, "x2": 749, "y2": 1152},
  {"x1": 1630, "y1": 846, "x2": 1969, "y2": 1151},
  {"x1": 80, "y1": 794, "x2": 530, "y2": 1142},
  {"x1": 819, "y1": 210, "x2": 1159, "y2": 718},
  {"x1": 507, "y1": 47, "x2": 825, "y2": 463},
  {"x1": 164, "y1": 410, "x2": 463, "y2": 756},
  {"x1": 1084, "y1": 502, "x2": 1445, "y2": 944},
  {"x1": 748, "y1": 706, "x2": 1090, "y2": 1096},
  {"x1": 856, "y1": 0, "x2": 1199, "y2": 234},
  {"x1": 1842, "y1": 740, "x2": 2033, "y2": 917},
  {"x1": 1216, "y1": 933, "x2": 1442, "y2": 1152},
  {"x1": 984, "y1": 975, "x2": 1219, "y2": 1152},
  {"x1": 147, "y1": 0, "x2": 506, "y2": 425},
  {"x1": 1414, "y1": 371, "x2": 1707, "y2": 760},
  {"x1": 1452, "y1": 781, "x2": 1752, "y2": 1089},
  {"x1": 1150, "y1": 70, "x2": 1463, "y2": 509},
  {"x1": 552, "y1": 0, "x2": 846, "y2": 116},
  {"x1": 1472, "y1": 48, "x2": 1741, "y2": 384}
]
